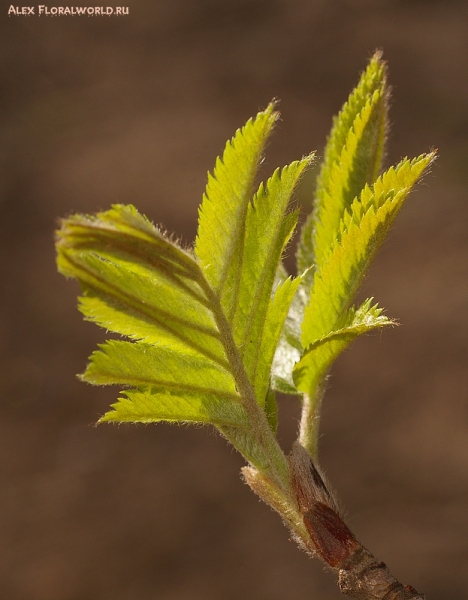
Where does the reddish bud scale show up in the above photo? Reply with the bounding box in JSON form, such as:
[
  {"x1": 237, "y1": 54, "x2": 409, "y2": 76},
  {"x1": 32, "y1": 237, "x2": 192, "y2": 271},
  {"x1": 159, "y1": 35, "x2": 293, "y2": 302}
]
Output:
[{"x1": 303, "y1": 502, "x2": 360, "y2": 568}]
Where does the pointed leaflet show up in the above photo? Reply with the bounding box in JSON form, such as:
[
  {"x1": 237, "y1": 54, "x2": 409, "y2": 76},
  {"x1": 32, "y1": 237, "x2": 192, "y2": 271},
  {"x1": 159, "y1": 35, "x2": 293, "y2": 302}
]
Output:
[
  {"x1": 195, "y1": 103, "x2": 278, "y2": 322},
  {"x1": 321, "y1": 51, "x2": 387, "y2": 179},
  {"x1": 295, "y1": 153, "x2": 434, "y2": 456},
  {"x1": 297, "y1": 52, "x2": 387, "y2": 274},
  {"x1": 235, "y1": 160, "x2": 312, "y2": 399},
  {"x1": 56, "y1": 205, "x2": 227, "y2": 366},
  {"x1": 99, "y1": 388, "x2": 248, "y2": 428},
  {"x1": 83, "y1": 340, "x2": 238, "y2": 399},
  {"x1": 293, "y1": 299, "x2": 393, "y2": 393},
  {"x1": 312, "y1": 87, "x2": 388, "y2": 270},
  {"x1": 299, "y1": 154, "x2": 435, "y2": 356},
  {"x1": 77, "y1": 292, "x2": 218, "y2": 356}
]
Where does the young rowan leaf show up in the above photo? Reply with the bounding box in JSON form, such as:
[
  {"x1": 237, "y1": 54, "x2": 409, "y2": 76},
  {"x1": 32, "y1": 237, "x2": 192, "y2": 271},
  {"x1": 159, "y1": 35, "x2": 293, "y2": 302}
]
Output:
[
  {"x1": 195, "y1": 103, "x2": 278, "y2": 320},
  {"x1": 228, "y1": 159, "x2": 312, "y2": 404},
  {"x1": 56, "y1": 123, "x2": 299, "y2": 486},
  {"x1": 297, "y1": 51, "x2": 388, "y2": 275},
  {"x1": 296, "y1": 152, "x2": 434, "y2": 457},
  {"x1": 56, "y1": 206, "x2": 228, "y2": 366},
  {"x1": 301, "y1": 153, "x2": 435, "y2": 350},
  {"x1": 233, "y1": 158, "x2": 312, "y2": 356}
]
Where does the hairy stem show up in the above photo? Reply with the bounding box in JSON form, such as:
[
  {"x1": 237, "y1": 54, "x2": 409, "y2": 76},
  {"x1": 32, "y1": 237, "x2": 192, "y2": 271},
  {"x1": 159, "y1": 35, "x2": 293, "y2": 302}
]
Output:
[
  {"x1": 198, "y1": 272, "x2": 291, "y2": 493},
  {"x1": 299, "y1": 382, "x2": 326, "y2": 459}
]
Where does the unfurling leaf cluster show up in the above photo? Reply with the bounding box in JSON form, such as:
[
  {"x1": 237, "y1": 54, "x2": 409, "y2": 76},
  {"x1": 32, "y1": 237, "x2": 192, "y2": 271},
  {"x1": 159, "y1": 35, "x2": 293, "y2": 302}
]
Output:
[{"x1": 56, "y1": 52, "x2": 435, "y2": 561}]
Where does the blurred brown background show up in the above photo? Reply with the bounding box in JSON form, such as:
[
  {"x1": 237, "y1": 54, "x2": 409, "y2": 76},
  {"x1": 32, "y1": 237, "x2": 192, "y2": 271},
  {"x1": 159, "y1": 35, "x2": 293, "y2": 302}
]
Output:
[{"x1": 1, "y1": 1, "x2": 467, "y2": 598}]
